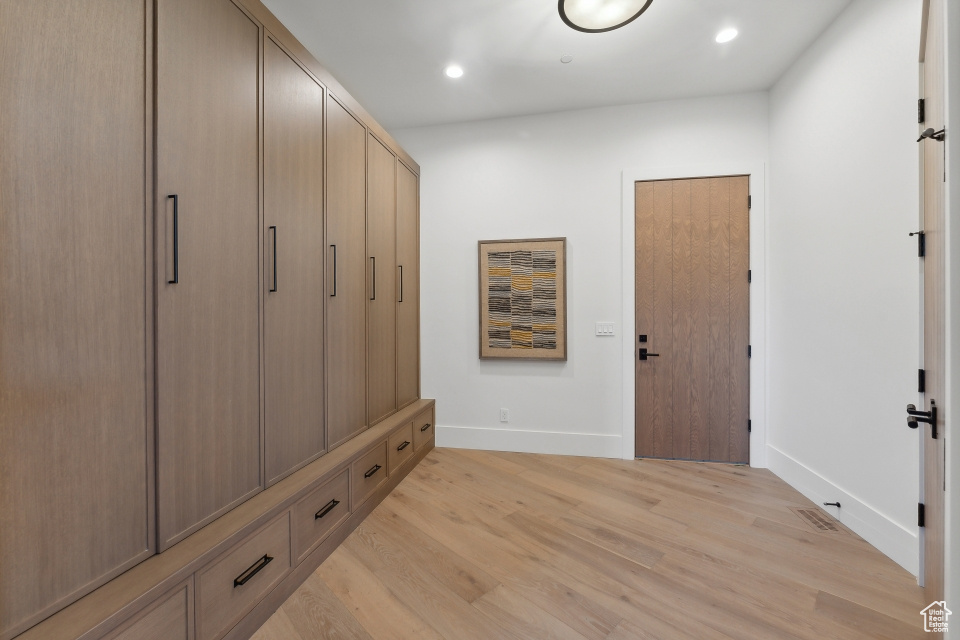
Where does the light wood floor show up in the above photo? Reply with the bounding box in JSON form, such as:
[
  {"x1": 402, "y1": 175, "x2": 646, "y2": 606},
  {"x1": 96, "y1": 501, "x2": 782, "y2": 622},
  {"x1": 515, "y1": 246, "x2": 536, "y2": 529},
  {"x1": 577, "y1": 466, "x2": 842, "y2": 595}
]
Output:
[{"x1": 252, "y1": 448, "x2": 928, "y2": 639}]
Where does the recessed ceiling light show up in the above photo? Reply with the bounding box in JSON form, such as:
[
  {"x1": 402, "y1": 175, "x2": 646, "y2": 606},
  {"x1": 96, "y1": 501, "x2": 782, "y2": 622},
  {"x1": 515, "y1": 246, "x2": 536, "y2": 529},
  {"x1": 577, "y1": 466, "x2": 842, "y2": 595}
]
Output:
[
  {"x1": 716, "y1": 28, "x2": 738, "y2": 43},
  {"x1": 560, "y1": 54, "x2": 574, "y2": 64},
  {"x1": 444, "y1": 65, "x2": 464, "y2": 79},
  {"x1": 559, "y1": 0, "x2": 654, "y2": 33}
]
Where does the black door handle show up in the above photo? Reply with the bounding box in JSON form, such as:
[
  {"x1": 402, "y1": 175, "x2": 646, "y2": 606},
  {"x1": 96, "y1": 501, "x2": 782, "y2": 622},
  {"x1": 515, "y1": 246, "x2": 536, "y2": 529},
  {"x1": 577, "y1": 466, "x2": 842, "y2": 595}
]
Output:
[
  {"x1": 330, "y1": 244, "x2": 337, "y2": 297},
  {"x1": 639, "y1": 348, "x2": 660, "y2": 361},
  {"x1": 269, "y1": 226, "x2": 278, "y2": 292},
  {"x1": 907, "y1": 401, "x2": 938, "y2": 438},
  {"x1": 168, "y1": 195, "x2": 179, "y2": 284}
]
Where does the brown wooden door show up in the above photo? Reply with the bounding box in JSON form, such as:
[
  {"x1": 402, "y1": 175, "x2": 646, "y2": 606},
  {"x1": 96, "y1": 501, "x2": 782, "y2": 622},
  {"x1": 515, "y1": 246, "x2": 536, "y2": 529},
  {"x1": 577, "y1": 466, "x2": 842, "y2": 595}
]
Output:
[
  {"x1": 918, "y1": 0, "x2": 945, "y2": 607},
  {"x1": 396, "y1": 162, "x2": 420, "y2": 409},
  {"x1": 156, "y1": 0, "x2": 261, "y2": 549},
  {"x1": 263, "y1": 38, "x2": 325, "y2": 486},
  {"x1": 367, "y1": 134, "x2": 398, "y2": 424},
  {"x1": 326, "y1": 96, "x2": 368, "y2": 448},
  {"x1": 635, "y1": 177, "x2": 749, "y2": 462},
  {"x1": 0, "y1": 3, "x2": 153, "y2": 635}
]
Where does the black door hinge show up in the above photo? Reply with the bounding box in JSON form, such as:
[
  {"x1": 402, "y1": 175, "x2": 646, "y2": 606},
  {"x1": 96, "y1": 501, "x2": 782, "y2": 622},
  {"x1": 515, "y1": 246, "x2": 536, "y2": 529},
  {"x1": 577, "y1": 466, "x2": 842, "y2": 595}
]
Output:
[
  {"x1": 748, "y1": 419, "x2": 752, "y2": 433},
  {"x1": 910, "y1": 230, "x2": 926, "y2": 257},
  {"x1": 748, "y1": 195, "x2": 752, "y2": 209},
  {"x1": 919, "y1": 369, "x2": 926, "y2": 393},
  {"x1": 748, "y1": 270, "x2": 752, "y2": 283},
  {"x1": 748, "y1": 345, "x2": 752, "y2": 358},
  {"x1": 918, "y1": 98, "x2": 926, "y2": 124},
  {"x1": 919, "y1": 503, "x2": 925, "y2": 528}
]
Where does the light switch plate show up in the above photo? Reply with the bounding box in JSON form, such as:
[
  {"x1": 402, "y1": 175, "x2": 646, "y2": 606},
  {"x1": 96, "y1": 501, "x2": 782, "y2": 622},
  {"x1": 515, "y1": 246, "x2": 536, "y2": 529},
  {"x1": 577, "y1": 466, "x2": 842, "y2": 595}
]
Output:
[{"x1": 595, "y1": 322, "x2": 615, "y2": 336}]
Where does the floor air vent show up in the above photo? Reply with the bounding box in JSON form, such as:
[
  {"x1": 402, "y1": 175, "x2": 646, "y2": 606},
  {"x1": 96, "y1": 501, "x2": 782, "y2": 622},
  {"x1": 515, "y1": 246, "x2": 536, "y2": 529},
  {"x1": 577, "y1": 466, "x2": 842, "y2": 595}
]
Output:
[{"x1": 791, "y1": 507, "x2": 843, "y2": 533}]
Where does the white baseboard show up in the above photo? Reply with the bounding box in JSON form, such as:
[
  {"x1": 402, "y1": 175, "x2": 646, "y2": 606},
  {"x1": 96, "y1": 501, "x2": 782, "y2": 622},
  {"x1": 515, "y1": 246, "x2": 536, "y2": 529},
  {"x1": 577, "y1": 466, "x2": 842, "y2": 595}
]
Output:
[
  {"x1": 435, "y1": 424, "x2": 623, "y2": 459},
  {"x1": 766, "y1": 445, "x2": 918, "y2": 576}
]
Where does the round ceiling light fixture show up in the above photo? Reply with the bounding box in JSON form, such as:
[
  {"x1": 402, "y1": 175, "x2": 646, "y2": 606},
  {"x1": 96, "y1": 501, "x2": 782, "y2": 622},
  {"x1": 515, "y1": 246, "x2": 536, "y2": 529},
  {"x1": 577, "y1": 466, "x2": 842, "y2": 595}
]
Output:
[
  {"x1": 559, "y1": 0, "x2": 653, "y2": 33},
  {"x1": 715, "y1": 28, "x2": 739, "y2": 43},
  {"x1": 444, "y1": 64, "x2": 464, "y2": 78}
]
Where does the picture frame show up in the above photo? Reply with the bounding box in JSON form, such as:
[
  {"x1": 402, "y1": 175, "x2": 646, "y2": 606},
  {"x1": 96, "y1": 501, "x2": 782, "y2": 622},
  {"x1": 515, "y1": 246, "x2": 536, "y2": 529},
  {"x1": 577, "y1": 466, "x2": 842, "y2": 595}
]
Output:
[{"x1": 478, "y1": 237, "x2": 567, "y2": 361}]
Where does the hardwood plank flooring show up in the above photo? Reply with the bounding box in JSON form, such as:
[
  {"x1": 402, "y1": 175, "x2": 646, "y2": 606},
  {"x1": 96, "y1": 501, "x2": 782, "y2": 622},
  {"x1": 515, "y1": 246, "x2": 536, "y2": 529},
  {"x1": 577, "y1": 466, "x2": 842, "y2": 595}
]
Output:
[{"x1": 252, "y1": 449, "x2": 928, "y2": 640}]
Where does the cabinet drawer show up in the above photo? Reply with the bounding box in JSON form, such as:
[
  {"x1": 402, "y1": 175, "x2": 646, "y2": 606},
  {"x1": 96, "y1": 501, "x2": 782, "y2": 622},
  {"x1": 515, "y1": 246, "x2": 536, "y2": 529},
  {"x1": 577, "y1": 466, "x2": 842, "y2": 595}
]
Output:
[
  {"x1": 388, "y1": 422, "x2": 415, "y2": 473},
  {"x1": 413, "y1": 407, "x2": 435, "y2": 450},
  {"x1": 352, "y1": 442, "x2": 387, "y2": 507},
  {"x1": 292, "y1": 469, "x2": 350, "y2": 563},
  {"x1": 104, "y1": 580, "x2": 192, "y2": 640},
  {"x1": 196, "y1": 514, "x2": 291, "y2": 640}
]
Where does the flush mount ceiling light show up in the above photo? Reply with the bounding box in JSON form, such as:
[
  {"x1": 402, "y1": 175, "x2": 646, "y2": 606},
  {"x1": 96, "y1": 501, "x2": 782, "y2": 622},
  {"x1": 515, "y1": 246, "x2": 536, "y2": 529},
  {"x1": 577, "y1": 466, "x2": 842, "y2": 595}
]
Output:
[
  {"x1": 715, "y1": 28, "x2": 739, "y2": 43},
  {"x1": 444, "y1": 64, "x2": 464, "y2": 78},
  {"x1": 559, "y1": 0, "x2": 653, "y2": 33}
]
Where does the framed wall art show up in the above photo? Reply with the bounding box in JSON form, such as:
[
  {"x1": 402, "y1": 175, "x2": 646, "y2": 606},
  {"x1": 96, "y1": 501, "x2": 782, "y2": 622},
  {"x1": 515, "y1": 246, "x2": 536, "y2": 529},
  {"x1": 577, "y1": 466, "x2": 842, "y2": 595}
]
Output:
[{"x1": 478, "y1": 237, "x2": 567, "y2": 360}]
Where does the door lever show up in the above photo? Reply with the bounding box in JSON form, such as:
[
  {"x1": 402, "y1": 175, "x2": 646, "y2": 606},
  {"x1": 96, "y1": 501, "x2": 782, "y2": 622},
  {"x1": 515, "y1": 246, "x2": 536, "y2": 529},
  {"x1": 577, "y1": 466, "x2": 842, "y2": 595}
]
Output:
[
  {"x1": 906, "y1": 400, "x2": 937, "y2": 439},
  {"x1": 638, "y1": 348, "x2": 660, "y2": 361}
]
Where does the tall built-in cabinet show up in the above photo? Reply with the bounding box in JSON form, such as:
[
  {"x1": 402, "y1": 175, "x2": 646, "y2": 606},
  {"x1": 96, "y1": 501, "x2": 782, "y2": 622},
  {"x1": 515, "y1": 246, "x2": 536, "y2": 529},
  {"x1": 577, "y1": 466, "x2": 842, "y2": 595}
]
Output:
[
  {"x1": 263, "y1": 37, "x2": 326, "y2": 486},
  {"x1": 367, "y1": 135, "x2": 399, "y2": 425},
  {"x1": 0, "y1": 2, "x2": 153, "y2": 635},
  {"x1": 325, "y1": 97, "x2": 369, "y2": 448},
  {"x1": 397, "y1": 163, "x2": 421, "y2": 407},
  {"x1": 0, "y1": 1, "x2": 428, "y2": 639},
  {"x1": 156, "y1": 0, "x2": 263, "y2": 550}
]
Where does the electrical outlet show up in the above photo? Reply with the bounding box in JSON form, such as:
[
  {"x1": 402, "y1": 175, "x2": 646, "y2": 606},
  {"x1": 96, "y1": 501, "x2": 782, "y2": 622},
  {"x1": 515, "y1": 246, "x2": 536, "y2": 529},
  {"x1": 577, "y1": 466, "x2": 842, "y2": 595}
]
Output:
[{"x1": 499, "y1": 408, "x2": 509, "y2": 423}]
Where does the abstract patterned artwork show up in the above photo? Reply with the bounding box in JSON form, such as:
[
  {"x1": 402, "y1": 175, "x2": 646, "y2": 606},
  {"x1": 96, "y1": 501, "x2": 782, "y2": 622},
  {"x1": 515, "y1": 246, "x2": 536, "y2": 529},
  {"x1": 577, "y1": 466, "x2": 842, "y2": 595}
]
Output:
[{"x1": 479, "y1": 238, "x2": 567, "y2": 360}]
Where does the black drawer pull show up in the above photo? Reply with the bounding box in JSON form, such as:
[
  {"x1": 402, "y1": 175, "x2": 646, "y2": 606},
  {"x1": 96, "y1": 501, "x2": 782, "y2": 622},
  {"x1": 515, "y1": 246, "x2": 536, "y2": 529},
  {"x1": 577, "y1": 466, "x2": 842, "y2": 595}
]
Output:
[
  {"x1": 420, "y1": 423, "x2": 431, "y2": 432},
  {"x1": 397, "y1": 441, "x2": 410, "y2": 452},
  {"x1": 315, "y1": 498, "x2": 340, "y2": 520},
  {"x1": 363, "y1": 463, "x2": 382, "y2": 479},
  {"x1": 233, "y1": 554, "x2": 273, "y2": 588}
]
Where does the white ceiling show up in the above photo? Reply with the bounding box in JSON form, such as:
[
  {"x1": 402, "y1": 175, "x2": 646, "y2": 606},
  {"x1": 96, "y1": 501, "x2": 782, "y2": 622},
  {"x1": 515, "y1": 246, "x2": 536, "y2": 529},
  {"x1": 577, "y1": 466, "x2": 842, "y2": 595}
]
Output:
[{"x1": 262, "y1": 0, "x2": 852, "y2": 131}]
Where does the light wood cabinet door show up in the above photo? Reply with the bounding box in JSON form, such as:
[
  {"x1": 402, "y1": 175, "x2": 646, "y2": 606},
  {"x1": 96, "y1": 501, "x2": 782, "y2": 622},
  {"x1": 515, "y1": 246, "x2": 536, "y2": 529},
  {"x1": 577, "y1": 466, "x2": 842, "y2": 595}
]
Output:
[
  {"x1": 156, "y1": 0, "x2": 262, "y2": 549},
  {"x1": 325, "y1": 97, "x2": 368, "y2": 447},
  {"x1": 367, "y1": 135, "x2": 398, "y2": 424},
  {"x1": 263, "y1": 38, "x2": 325, "y2": 485},
  {"x1": 0, "y1": 3, "x2": 153, "y2": 637},
  {"x1": 396, "y1": 162, "x2": 420, "y2": 408}
]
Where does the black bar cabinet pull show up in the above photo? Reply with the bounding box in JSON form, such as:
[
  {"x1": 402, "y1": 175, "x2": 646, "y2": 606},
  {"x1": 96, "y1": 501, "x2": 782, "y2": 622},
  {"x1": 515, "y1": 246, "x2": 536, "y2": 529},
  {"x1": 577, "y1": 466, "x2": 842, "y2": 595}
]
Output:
[
  {"x1": 314, "y1": 498, "x2": 340, "y2": 520},
  {"x1": 397, "y1": 441, "x2": 410, "y2": 452},
  {"x1": 233, "y1": 554, "x2": 273, "y2": 588},
  {"x1": 364, "y1": 463, "x2": 381, "y2": 479},
  {"x1": 269, "y1": 226, "x2": 278, "y2": 292},
  {"x1": 168, "y1": 195, "x2": 179, "y2": 284},
  {"x1": 420, "y1": 423, "x2": 431, "y2": 432},
  {"x1": 398, "y1": 265, "x2": 403, "y2": 302},
  {"x1": 330, "y1": 244, "x2": 337, "y2": 297},
  {"x1": 370, "y1": 257, "x2": 376, "y2": 300}
]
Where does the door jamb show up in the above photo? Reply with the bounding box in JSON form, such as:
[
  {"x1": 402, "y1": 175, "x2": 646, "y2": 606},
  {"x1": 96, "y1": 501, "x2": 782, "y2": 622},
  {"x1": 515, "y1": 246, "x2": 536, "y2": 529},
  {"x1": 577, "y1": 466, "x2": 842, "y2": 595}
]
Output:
[{"x1": 620, "y1": 162, "x2": 767, "y2": 467}]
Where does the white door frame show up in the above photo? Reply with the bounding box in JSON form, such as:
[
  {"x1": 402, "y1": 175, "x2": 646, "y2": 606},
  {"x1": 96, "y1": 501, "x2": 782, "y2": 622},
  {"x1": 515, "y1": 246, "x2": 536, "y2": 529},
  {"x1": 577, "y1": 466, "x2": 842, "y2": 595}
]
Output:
[{"x1": 620, "y1": 161, "x2": 768, "y2": 467}]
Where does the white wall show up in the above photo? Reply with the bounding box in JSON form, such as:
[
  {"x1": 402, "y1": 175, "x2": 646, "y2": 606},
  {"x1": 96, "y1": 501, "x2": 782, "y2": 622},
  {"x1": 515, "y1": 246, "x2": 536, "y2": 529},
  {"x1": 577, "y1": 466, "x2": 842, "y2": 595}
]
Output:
[
  {"x1": 394, "y1": 0, "x2": 926, "y2": 580},
  {"x1": 767, "y1": 0, "x2": 922, "y2": 574},
  {"x1": 394, "y1": 93, "x2": 769, "y2": 458}
]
